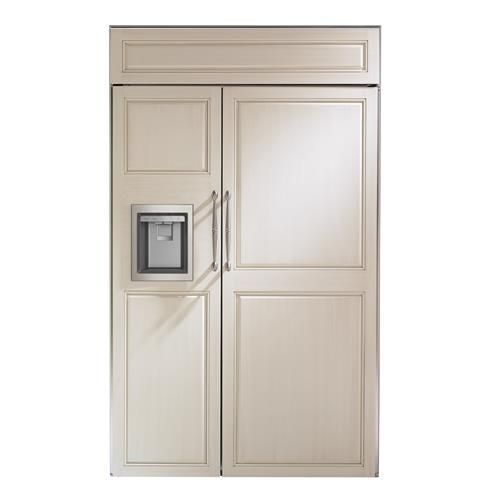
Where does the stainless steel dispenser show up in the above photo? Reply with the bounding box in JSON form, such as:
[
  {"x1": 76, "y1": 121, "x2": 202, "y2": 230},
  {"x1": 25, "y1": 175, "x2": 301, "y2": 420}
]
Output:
[{"x1": 131, "y1": 204, "x2": 193, "y2": 281}]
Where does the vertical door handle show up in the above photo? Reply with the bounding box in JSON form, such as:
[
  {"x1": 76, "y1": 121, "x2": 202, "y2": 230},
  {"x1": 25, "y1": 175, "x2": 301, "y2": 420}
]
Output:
[
  {"x1": 225, "y1": 191, "x2": 232, "y2": 271},
  {"x1": 211, "y1": 191, "x2": 218, "y2": 271}
]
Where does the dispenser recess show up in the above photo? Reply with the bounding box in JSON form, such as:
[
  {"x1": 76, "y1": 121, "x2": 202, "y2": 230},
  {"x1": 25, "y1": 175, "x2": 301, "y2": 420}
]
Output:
[{"x1": 131, "y1": 204, "x2": 193, "y2": 281}]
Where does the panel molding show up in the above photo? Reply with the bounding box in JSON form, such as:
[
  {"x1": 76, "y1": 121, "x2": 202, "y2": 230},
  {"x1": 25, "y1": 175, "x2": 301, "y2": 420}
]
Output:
[
  {"x1": 123, "y1": 97, "x2": 211, "y2": 175},
  {"x1": 124, "y1": 291, "x2": 210, "y2": 466},
  {"x1": 122, "y1": 39, "x2": 368, "y2": 73},
  {"x1": 234, "y1": 98, "x2": 366, "y2": 270},
  {"x1": 232, "y1": 292, "x2": 365, "y2": 468}
]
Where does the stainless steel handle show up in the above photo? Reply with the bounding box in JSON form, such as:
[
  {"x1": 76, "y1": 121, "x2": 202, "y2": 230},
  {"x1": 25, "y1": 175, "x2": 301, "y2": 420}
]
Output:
[
  {"x1": 211, "y1": 191, "x2": 218, "y2": 271},
  {"x1": 225, "y1": 190, "x2": 231, "y2": 271}
]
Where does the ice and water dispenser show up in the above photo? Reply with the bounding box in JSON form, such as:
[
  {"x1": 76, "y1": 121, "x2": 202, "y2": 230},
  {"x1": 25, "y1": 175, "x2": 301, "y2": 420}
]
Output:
[{"x1": 131, "y1": 204, "x2": 193, "y2": 281}]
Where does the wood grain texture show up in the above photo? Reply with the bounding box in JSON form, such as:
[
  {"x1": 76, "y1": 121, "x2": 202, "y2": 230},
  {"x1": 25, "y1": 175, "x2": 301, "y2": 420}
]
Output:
[
  {"x1": 222, "y1": 86, "x2": 378, "y2": 476},
  {"x1": 126, "y1": 292, "x2": 208, "y2": 465},
  {"x1": 111, "y1": 86, "x2": 221, "y2": 476},
  {"x1": 124, "y1": 98, "x2": 209, "y2": 173},
  {"x1": 110, "y1": 27, "x2": 380, "y2": 84},
  {"x1": 235, "y1": 294, "x2": 363, "y2": 465},
  {"x1": 234, "y1": 97, "x2": 364, "y2": 268}
]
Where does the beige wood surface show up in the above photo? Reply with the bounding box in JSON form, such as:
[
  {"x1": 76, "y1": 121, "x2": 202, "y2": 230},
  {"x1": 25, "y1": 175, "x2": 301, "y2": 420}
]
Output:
[
  {"x1": 110, "y1": 27, "x2": 380, "y2": 85},
  {"x1": 235, "y1": 294, "x2": 363, "y2": 465},
  {"x1": 235, "y1": 99, "x2": 364, "y2": 268},
  {"x1": 124, "y1": 97, "x2": 209, "y2": 173},
  {"x1": 111, "y1": 86, "x2": 221, "y2": 476},
  {"x1": 125, "y1": 292, "x2": 208, "y2": 464},
  {"x1": 222, "y1": 86, "x2": 378, "y2": 476}
]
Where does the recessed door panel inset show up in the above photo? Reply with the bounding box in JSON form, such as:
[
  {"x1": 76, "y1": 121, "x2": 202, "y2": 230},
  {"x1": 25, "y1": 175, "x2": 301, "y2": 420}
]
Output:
[
  {"x1": 235, "y1": 99, "x2": 364, "y2": 268},
  {"x1": 125, "y1": 97, "x2": 209, "y2": 173},
  {"x1": 126, "y1": 292, "x2": 207, "y2": 465},
  {"x1": 234, "y1": 294, "x2": 363, "y2": 465}
]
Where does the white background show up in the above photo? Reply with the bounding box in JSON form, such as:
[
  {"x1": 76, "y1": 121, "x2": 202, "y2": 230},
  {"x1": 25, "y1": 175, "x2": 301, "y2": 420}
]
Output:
[{"x1": 1, "y1": 1, "x2": 479, "y2": 498}]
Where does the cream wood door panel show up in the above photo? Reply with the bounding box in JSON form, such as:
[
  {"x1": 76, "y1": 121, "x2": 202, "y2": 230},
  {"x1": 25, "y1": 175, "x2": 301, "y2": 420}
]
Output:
[
  {"x1": 222, "y1": 86, "x2": 378, "y2": 476},
  {"x1": 125, "y1": 97, "x2": 209, "y2": 173},
  {"x1": 126, "y1": 292, "x2": 208, "y2": 464},
  {"x1": 236, "y1": 100, "x2": 363, "y2": 268},
  {"x1": 111, "y1": 86, "x2": 221, "y2": 476},
  {"x1": 235, "y1": 294, "x2": 363, "y2": 465}
]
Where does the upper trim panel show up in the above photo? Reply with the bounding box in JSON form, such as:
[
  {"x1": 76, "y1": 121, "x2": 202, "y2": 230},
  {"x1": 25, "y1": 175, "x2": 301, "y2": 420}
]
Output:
[{"x1": 110, "y1": 27, "x2": 380, "y2": 85}]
